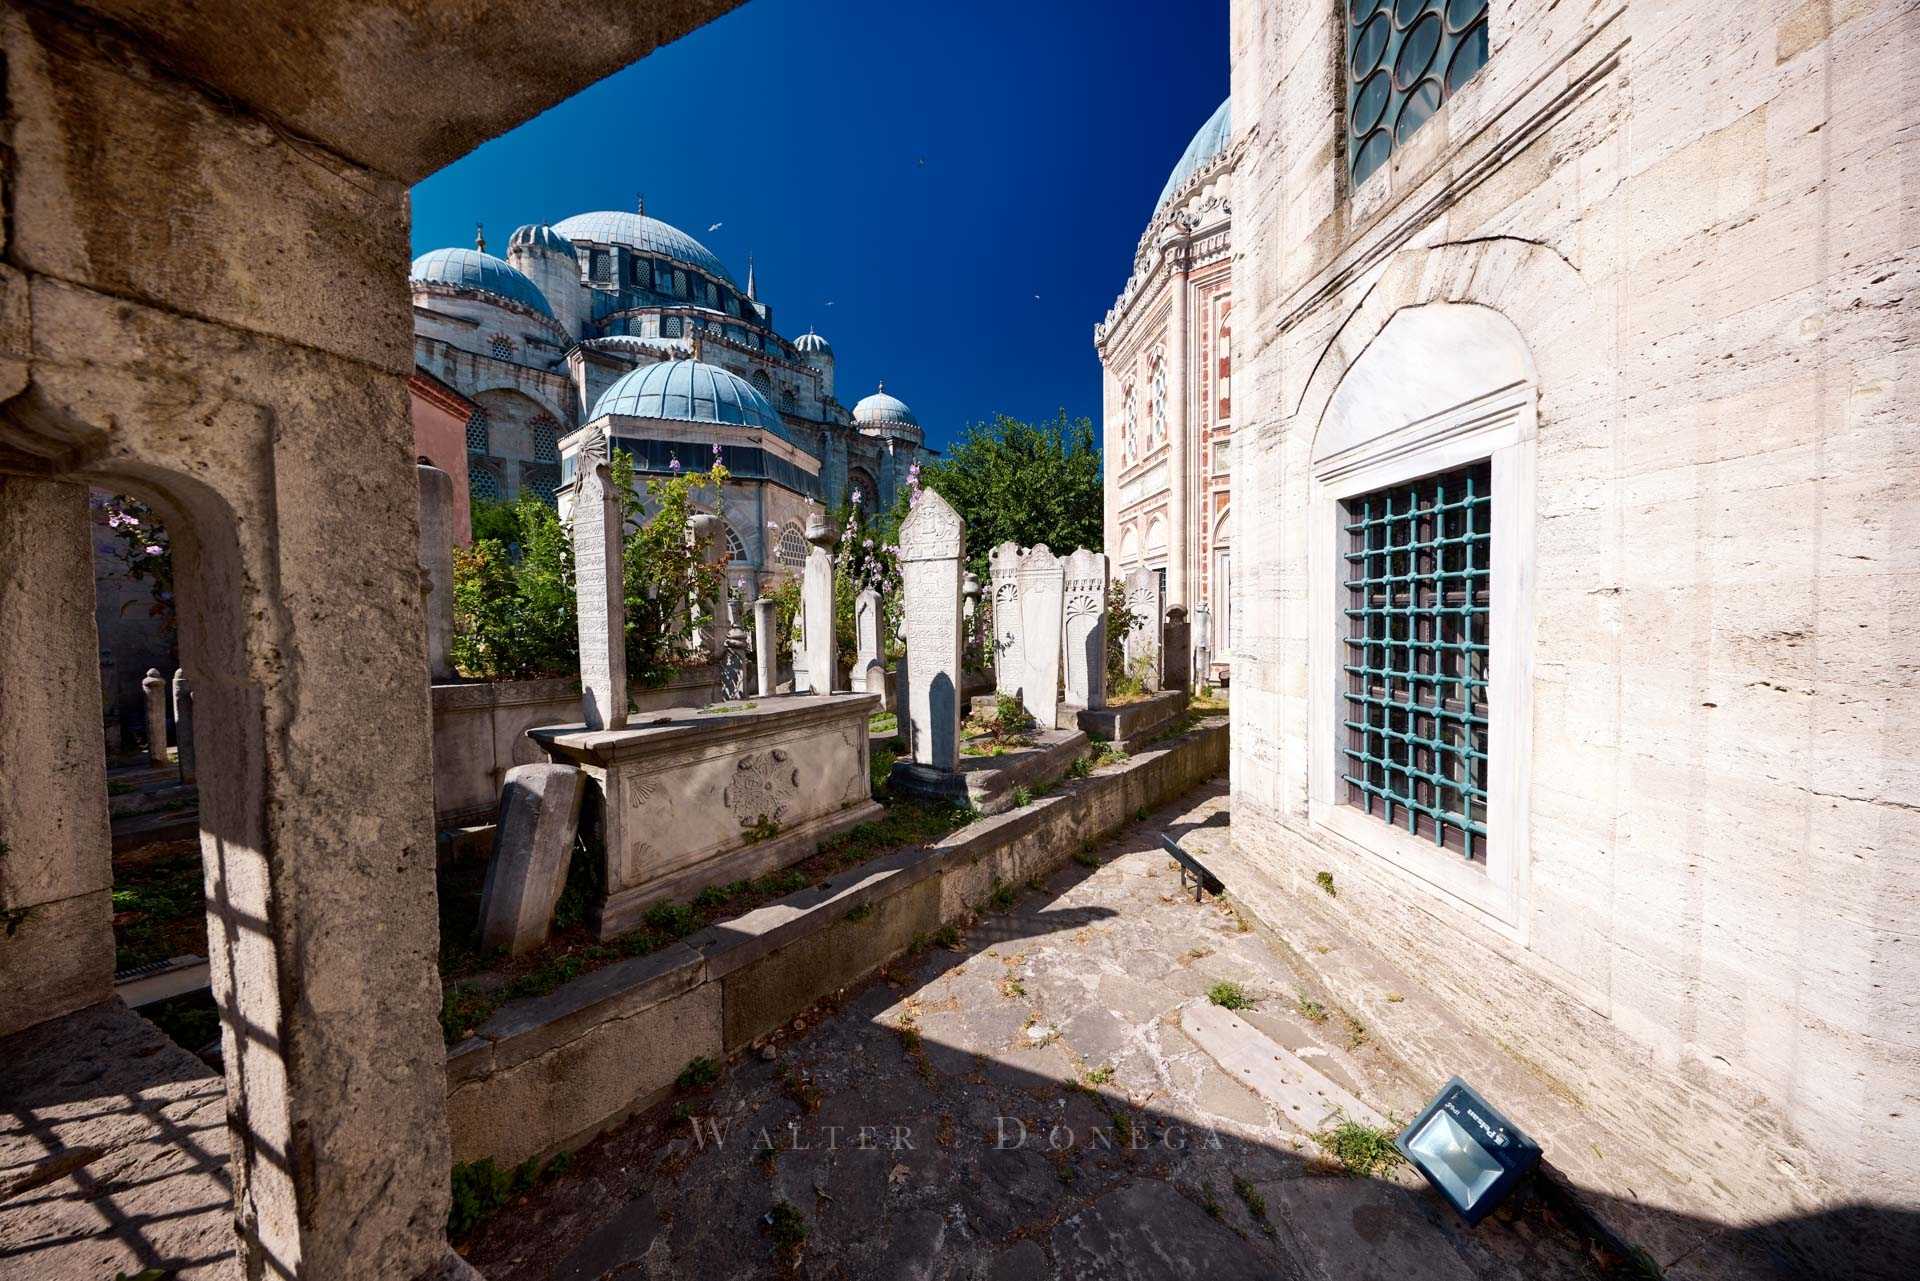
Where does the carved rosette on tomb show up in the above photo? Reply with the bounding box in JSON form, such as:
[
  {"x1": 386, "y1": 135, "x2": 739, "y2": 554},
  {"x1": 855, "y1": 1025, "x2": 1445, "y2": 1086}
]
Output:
[
  {"x1": 989, "y1": 541, "x2": 1023, "y2": 698},
  {"x1": 726, "y1": 749, "x2": 801, "y2": 829}
]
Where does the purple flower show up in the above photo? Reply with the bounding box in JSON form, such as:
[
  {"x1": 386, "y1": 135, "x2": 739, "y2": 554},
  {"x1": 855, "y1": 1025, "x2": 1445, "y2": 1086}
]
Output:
[
  {"x1": 669, "y1": 454, "x2": 682, "y2": 474},
  {"x1": 851, "y1": 488, "x2": 864, "y2": 506},
  {"x1": 863, "y1": 538, "x2": 874, "y2": 550},
  {"x1": 142, "y1": 544, "x2": 163, "y2": 556}
]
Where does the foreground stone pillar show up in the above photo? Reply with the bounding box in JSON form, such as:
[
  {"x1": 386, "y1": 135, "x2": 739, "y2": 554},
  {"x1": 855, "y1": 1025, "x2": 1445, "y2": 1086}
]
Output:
[
  {"x1": 1017, "y1": 545, "x2": 1063, "y2": 729},
  {"x1": 802, "y1": 513, "x2": 837, "y2": 694},
  {"x1": 172, "y1": 667, "x2": 196, "y2": 783},
  {"x1": 853, "y1": 588, "x2": 882, "y2": 693},
  {"x1": 895, "y1": 490, "x2": 965, "y2": 772},
  {"x1": 989, "y1": 541, "x2": 1023, "y2": 698},
  {"x1": 1192, "y1": 603, "x2": 1212, "y2": 689},
  {"x1": 688, "y1": 512, "x2": 726, "y2": 659},
  {"x1": 1125, "y1": 567, "x2": 1164, "y2": 691},
  {"x1": 1063, "y1": 549, "x2": 1108, "y2": 711},
  {"x1": 753, "y1": 596, "x2": 778, "y2": 696},
  {"x1": 0, "y1": 478, "x2": 114, "y2": 1035},
  {"x1": 418, "y1": 462, "x2": 457, "y2": 682},
  {"x1": 1164, "y1": 606, "x2": 1192, "y2": 693},
  {"x1": 573, "y1": 439, "x2": 628, "y2": 730},
  {"x1": 143, "y1": 667, "x2": 170, "y2": 765}
]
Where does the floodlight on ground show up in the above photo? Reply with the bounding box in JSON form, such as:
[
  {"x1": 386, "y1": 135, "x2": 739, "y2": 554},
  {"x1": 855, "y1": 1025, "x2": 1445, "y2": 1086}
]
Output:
[{"x1": 1394, "y1": 1076, "x2": 1541, "y2": 1225}]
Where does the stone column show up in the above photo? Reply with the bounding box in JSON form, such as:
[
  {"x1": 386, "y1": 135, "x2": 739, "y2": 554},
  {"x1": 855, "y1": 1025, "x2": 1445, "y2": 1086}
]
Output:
[
  {"x1": 573, "y1": 443, "x2": 628, "y2": 730},
  {"x1": 989, "y1": 541, "x2": 1024, "y2": 699},
  {"x1": 1063, "y1": 549, "x2": 1108, "y2": 710},
  {"x1": 1192, "y1": 602, "x2": 1212, "y2": 689},
  {"x1": 0, "y1": 478, "x2": 114, "y2": 1035},
  {"x1": 1166, "y1": 242, "x2": 1191, "y2": 608},
  {"x1": 753, "y1": 596, "x2": 778, "y2": 697},
  {"x1": 895, "y1": 490, "x2": 966, "y2": 771},
  {"x1": 172, "y1": 667, "x2": 196, "y2": 784},
  {"x1": 853, "y1": 588, "x2": 882, "y2": 693},
  {"x1": 802, "y1": 512, "x2": 837, "y2": 695},
  {"x1": 1017, "y1": 545, "x2": 1064, "y2": 730},
  {"x1": 688, "y1": 512, "x2": 726, "y2": 660},
  {"x1": 1125, "y1": 567, "x2": 1164, "y2": 691},
  {"x1": 962, "y1": 571, "x2": 982, "y2": 671},
  {"x1": 417, "y1": 461, "x2": 456, "y2": 682},
  {"x1": 1164, "y1": 606, "x2": 1192, "y2": 693},
  {"x1": 142, "y1": 667, "x2": 169, "y2": 765}
]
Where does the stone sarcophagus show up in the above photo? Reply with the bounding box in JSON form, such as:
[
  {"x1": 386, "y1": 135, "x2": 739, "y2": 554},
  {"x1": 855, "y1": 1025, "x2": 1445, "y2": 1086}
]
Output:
[{"x1": 532, "y1": 693, "x2": 882, "y2": 938}]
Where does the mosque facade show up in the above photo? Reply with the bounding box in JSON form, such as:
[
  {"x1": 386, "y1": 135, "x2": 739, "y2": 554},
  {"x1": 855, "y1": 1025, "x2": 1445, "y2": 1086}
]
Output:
[{"x1": 409, "y1": 207, "x2": 929, "y2": 592}]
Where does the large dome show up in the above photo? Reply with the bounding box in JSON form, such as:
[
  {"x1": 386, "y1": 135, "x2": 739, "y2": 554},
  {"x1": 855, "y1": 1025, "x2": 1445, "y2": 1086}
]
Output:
[
  {"x1": 552, "y1": 211, "x2": 735, "y2": 287},
  {"x1": 1152, "y1": 97, "x2": 1231, "y2": 216},
  {"x1": 410, "y1": 247, "x2": 555, "y2": 319},
  {"x1": 853, "y1": 384, "x2": 918, "y2": 428},
  {"x1": 590, "y1": 359, "x2": 785, "y2": 431}
]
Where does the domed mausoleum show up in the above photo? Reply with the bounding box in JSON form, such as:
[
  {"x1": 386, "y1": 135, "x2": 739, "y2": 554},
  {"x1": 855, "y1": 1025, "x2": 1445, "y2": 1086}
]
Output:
[{"x1": 408, "y1": 205, "x2": 932, "y2": 593}]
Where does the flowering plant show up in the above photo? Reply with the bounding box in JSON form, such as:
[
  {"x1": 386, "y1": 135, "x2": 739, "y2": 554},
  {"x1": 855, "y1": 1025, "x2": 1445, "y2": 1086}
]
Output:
[{"x1": 93, "y1": 493, "x2": 175, "y2": 630}]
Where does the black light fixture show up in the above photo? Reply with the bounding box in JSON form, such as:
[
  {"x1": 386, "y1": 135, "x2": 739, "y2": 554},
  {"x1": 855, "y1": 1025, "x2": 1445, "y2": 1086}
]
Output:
[{"x1": 1394, "y1": 1076, "x2": 1541, "y2": 1225}]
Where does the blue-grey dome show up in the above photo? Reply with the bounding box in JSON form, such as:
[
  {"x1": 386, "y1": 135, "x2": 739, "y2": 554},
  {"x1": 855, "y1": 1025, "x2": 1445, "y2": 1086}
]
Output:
[
  {"x1": 510, "y1": 223, "x2": 578, "y2": 259},
  {"x1": 410, "y1": 247, "x2": 555, "y2": 319},
  {"x1": 853, "y1": 384, "x2": 917, "y2": 428},
  {"x1": 551, "y1": 212, "x2": 736, "y2": 287},
  {"x1": 1153, "y1": 98, "x2": 1231, "y2": 215},
  {"x1": 591, "y1": 359, "x2": 785, "y2": 432},
  {"x1": 794, "y1": 329, "x2": 833, "y2": 359}
]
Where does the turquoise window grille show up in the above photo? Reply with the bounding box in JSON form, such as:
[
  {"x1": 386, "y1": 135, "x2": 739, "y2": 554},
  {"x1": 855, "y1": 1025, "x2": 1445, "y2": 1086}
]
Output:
[
  {"x1": 1347, "y1": 0, "x2": 1491, "y2": 189},
  {"x1": 1341, "y1": 460, "x2": 1490, "y2": 859}
]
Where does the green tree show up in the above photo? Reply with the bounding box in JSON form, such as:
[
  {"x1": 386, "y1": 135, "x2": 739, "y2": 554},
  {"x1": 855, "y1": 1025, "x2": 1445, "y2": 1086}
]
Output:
[{"x1": 909, "y1": 410, "x2": 1103, "y2": 581}]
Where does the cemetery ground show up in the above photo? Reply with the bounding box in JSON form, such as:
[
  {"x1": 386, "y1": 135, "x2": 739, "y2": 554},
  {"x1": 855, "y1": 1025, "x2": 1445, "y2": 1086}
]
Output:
[{"x1": 456, "y1": 778, "x2": 1629, "y2": 1281}]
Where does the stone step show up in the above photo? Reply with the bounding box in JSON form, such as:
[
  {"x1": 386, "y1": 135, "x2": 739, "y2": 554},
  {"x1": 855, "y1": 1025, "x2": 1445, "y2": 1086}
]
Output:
[{"x1": 1179, "y1": 999, "x2": 1388, "y2": 1134}]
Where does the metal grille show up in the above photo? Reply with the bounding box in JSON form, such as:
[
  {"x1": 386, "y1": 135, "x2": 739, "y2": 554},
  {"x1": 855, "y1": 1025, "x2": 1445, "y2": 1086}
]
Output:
[
  {"x1": 1346, "y1": 0, "x2": 1490, "y2": 189},
  {"x1": 465, "y1": 411, "x2": 490, "y2": 454},
  {"x1": 522, "y1": 462, "x2": 561, "y2": 505},
  {"x1": 530, "y1": 415, "x2": 560, "y2": 463},
  {"x1": 470, "y1": 464, "x2": 502, "y2": 501},
  {"x1": 489, "y1": 334, "x2": 514, "y2": 360},
  {"x1": 1341, "y1": 460, "x2": 1491, "y2": 860}
]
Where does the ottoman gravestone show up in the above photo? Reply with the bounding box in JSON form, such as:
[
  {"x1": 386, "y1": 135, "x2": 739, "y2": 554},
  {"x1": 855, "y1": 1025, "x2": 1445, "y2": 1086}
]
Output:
[{"x1": 1062, "y1": 549, "x2": 1108, "y2": 711}]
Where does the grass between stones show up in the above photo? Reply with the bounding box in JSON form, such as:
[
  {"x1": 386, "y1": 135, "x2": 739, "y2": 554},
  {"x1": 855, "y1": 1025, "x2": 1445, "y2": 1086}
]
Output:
[
  {"x1": 1206, "y1": 980, "x2": 1255, "y2": 1010},
  {"x1": 1312, "y1": 1118, "x2": 1405, "y2": 1178},
  {"x1": 436, "y1": 794, "x2": 978, "y2": 1045},
  {"x1": 109, "y1": 838, "x2": 208, "y2": 970}
]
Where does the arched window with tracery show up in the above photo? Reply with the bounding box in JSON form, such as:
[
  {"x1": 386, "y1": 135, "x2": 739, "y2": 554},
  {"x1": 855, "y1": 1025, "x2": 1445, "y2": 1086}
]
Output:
[
  {"x1": 1121, "y1": 381, "x2": 1138, "y2": 465},
  {"x1": 470, "y1": 463, "x2": 503, "y2": 502},
  {"x1": 1217, "y1": 302, "x2": 1233, "y2": 423},
  {"x1": 1149, "y1": 346, "x2": 1168, "y2": 445},
  {"x1": 465, "y1": 410, "x2": 490, "y2": 455},
  {"x1": 776, "y1": 524, "x2": 808, "y2": 570},
  {"x1": 723, "y1": 522, "x2": 748, "y2": 565}
]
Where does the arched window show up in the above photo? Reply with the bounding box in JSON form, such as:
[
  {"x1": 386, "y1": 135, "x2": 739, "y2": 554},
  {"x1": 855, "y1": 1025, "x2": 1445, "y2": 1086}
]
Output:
[
  {"x1": 1145, "y1": 514, "x2": 1168, "y2": 555},
  {"x1": 530, "y1": 414, "x2": 560, "y2": 464},
  {"x1": 1217, "y1": 302, "x2": 1233, "y2": 422},
  {"x1": 1121, "y1": 381, "x2": 1138, "y2": 465},
  {"x1": 751, "y1": 369, "x2": 773, "y2": 400},
  {"x1": 489, "y1": 334, "x2": 515, "y2": 360},
  {"x1": 1119, "y1": 526, "x2": 1141, "y2": 567},
  {"x1": 776, "y1": 524, "x2": 808, "y2": 569},
  {"x1": 470, "y1": 463, "x2": 503, "y2": 501},
  {"x1": 465, "y1": 410, "x2": 490, "y2": 455},
  {"x1": 1149, "y1": 346, "x2": 1168, "y2": 444},
  {"x1": 723, "y1": 522, "x2": 748, "y2": 564}
]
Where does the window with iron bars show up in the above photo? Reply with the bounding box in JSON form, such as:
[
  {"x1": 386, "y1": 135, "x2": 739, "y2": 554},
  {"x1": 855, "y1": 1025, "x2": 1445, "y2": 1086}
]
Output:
[{"x1": 1340, "y1": 460, "x2": 1490, "y2": 860}]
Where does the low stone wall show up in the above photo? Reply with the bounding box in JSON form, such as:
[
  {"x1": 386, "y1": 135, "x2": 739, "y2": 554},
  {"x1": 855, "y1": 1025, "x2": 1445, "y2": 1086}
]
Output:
[
  {"x1": 431, "y1": 668, "x2": 722, "y2": 829},
  {"x1": 1076, "y1": 689, "x2": 1189, "y2": 752},
  {"x1": 444, "y1": 714, "x2": 1228, "y2": 1168}
]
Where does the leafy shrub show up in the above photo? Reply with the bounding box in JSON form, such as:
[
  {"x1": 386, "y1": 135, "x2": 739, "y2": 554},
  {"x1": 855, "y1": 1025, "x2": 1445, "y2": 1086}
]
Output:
[
  {"x1": 1207, "y1": 981, "x2": 1255, "y2": 1010},
  {"x1": 1106, "y1": 581, "x2": 1146, "y2": 693}
]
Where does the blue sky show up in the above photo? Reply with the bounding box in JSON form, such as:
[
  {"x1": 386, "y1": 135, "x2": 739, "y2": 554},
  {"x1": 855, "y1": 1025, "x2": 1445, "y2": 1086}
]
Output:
[{"x1": 411, "y1": 0, "x2": 1228, "y2": 453}]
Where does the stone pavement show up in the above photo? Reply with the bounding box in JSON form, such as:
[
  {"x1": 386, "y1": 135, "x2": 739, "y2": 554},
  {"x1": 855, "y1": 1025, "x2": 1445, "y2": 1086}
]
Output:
[{"x1": 463, "y1": 779, "x2": 1615, "y2": 1280}]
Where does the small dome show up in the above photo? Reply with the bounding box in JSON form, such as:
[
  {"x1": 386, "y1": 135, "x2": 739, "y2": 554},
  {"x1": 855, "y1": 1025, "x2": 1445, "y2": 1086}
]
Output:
[
  {"x1": 410, "y1": 247, "x2": 555, "y2": 319},
  {"x1": 510, "y1": 224, "x2": 578, "y2": 259},
  {"x1": 794, "y1": 329, "x2": 833, "y2": 359},
  {"x1": 1153, "y1": 97, "x2": 1231, "y2": 216},
  {"x1": 853, "y1": 383, "x2": 918, "y2": 428},
  {"x1": 590, "y1": 359, "x2": 786, "y2": 432},
  {"x1": 551, "y1": 211, "x2": 735, "y2": 287}
]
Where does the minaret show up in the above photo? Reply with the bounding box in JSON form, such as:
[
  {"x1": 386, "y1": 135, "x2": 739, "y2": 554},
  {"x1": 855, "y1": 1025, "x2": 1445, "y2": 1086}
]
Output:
[{"x1": 746, "y1": 254, "x2": 758, "y2": 301}]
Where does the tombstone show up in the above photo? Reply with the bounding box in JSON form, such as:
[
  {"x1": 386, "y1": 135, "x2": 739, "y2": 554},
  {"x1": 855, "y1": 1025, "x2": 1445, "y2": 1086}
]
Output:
[
  {"x1": 895, "y1": 489, "x2": 966, "y2": 771},
  {"x1": 688, "y1": 512, "x2": 727, "y2": 659},
  {"x1": 1016, "y1": 545, "x2": 1064, "y2": 729},
  {"x1": 142, "y1": 667, "x2": 168, "y2": 766},
  {"x1": 1062, "y1": 549, "x2": 1108, "y2": 711},
  {"x1": 171, "y1": 667, "x2": 196, "y2": 784},
  {"x1": 721, "y1": 621, "x2": 751, "y2": 700},
  {"x1": 962, "y1": 571, "x2": 983, "y2": 669},
  {"x1": 417, "y1": 461, "x2": 457, "y2": 682},
  {"x1": 852, "y1": 588, "x2": 882, "y2": 692},
  {"x1": 572, "y1": 436, "x2": 628, "y2": 730},
  {"x1": 477, "y1": 763, "x2": 587, "y2": 956},
  {"x1": 989, "y1": 541, "x2": 1024, "y2": 698},
  {"x1": 802, "y1": 513, "x2": 838, "y2": 694},
  {"x1": 1124, "y1": 567, "x2": 1164, "y2": 692},
  {"x1": 791, "y1": 624, "x2": 811, "y2": 694},
  {"x1": 1164, "y1": 606, "x2": 1192, "y2": 693},
  {"x1": 1192, "y1": 602, "x2": 1212, "y2": 689},
  {"x1": 753, "y1": 596, "x2": 779, "y2": 697}
]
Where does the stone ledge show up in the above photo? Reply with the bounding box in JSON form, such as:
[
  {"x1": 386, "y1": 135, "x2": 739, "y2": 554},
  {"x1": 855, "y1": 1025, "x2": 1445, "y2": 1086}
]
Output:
[
  {"x1": 444, "y1": 715, "x2": 1227, "y2": 1169},
  {"x1": 1077, "y1": 689, "x2": 1188, "y2": 751},
  {"x1": 889, "y1": 727, "x2": 1091, "y2": 816},
  {"x1": 431, "y1": 675, "x2": 579, "y2": 713}
]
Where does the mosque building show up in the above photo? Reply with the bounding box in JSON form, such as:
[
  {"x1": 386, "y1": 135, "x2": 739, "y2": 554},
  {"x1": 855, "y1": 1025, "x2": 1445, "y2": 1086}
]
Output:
[
  {"x1": 408, "y1": 204, "x2": 929, "y2": 592},
  {"x1": 1095, "y1": 98, "x2": 1236, "y2": 678}
]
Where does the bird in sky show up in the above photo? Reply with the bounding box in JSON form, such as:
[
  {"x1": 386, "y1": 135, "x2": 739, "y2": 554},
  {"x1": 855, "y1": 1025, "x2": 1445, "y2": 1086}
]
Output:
[
  {"x1": 916, "y1": 156, "x2": 927, "y2": 167},
  {"x1": 708, "y1": 221, "x2": 724, "y2": 232},
  {"x1": 824, "y1": 300, "x2": 836, "y2": 307}
]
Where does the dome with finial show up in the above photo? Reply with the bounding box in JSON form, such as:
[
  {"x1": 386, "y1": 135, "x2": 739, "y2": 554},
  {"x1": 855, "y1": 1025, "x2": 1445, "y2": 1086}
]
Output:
[
  {"x1": 409, "y1": 248, "x2": 555, "y2": 319},
  {"x1": 853, "y1": 383, "x2": 917, "y2": 427},
  {"x1": 551, "y1": 211, "x2": 735, "y2": 287},
  {"x1": 794, "y1": 328, "x2": 833, "y2": 359},
  {"x1": 509, "y1": 224, "x2": 577, "y2": 260}
]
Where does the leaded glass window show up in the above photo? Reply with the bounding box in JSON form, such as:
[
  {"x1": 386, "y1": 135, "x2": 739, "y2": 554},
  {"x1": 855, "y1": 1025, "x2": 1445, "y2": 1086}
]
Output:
[
  {"x1": 1341, "y1": 460, "x2": 1491, "y2": 860},
  {"x1": 522, "y1": 462, "x2": 561, "y2": 505},
  {"x1": 1346, "y1": 0, "x2": 1490, "y2": 189}
]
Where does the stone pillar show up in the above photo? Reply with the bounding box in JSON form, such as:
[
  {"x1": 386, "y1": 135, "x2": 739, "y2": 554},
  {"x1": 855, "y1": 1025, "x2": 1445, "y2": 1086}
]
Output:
[
  {"x1": 962, "y1": 571, "x2": 982, "y2": 671},
  {"x1": 791, "y1": 625, "x2": 811, "y2": 694},
  {"x1": 753, "y1": 596, "x2": 778, "y2": 697},
  {"x1": 721, "y1": 621, "x2": 751, "y2": 700},
  {"x1": 1125, "y1": 567, "x2": 1164, "y2": 692},
  {"x1": 417, "y1": 462, "x2": 456, "y2": 682},
  {"x1": 989, "y1": 541, "x2": 1023, "y2": 698},
  {"x1": 172, "y1": 667, "x2": 196, "y2": 784},
  {"x1": 852, "y1": 589, "x2": 882, "y2": 692},
  {"x1": 142, "y1": 667, "x2": 169, "y2": 765},
  {"x1": 688, "y1": 512, "x2": 726, "y2": 660},
  {"x1": 1192, "y1": 603, "x2": 1212, "y2": 689},
  {"x1": 1164, "y1": 606, "x2": 1192, "y2": 693},
  {"x1": 0, "y1": 478, "x2": 114, "y2": 1035},
  {"x1": 573, "y1": 446, "x2": 628, "y2": 730},
  {"x1": 1166, "y1": 245, "x2": 1192, "y2": 608},
  {"x1": 802, "y1": 512, "x2": 837, "y2": 695},
  {"x1": 1063, "y1": 549, "x2": 1108, "y2": 711},
  {"x1": 895, "y1": 490, "x2": 966, "y2": 771},
  {"x1": 1016, "y1": 545, "x2": 1064, "y2": 729}
]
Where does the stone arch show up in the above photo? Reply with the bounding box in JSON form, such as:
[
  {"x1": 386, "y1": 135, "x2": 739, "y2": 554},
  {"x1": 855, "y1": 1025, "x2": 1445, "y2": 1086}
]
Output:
[
  {"x1": 846, "y1": 464, "x2": 879, "y2": 509},
  {"x1": 1119, "y1": 525, "x2": 1141, "y2": 566},
  {"x1": 1145, "y1": 514, "x2": 1168, "y2": 556},
  {"x1": 1211, "y1": 504, "x2": 1232, "y2": 546}
]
